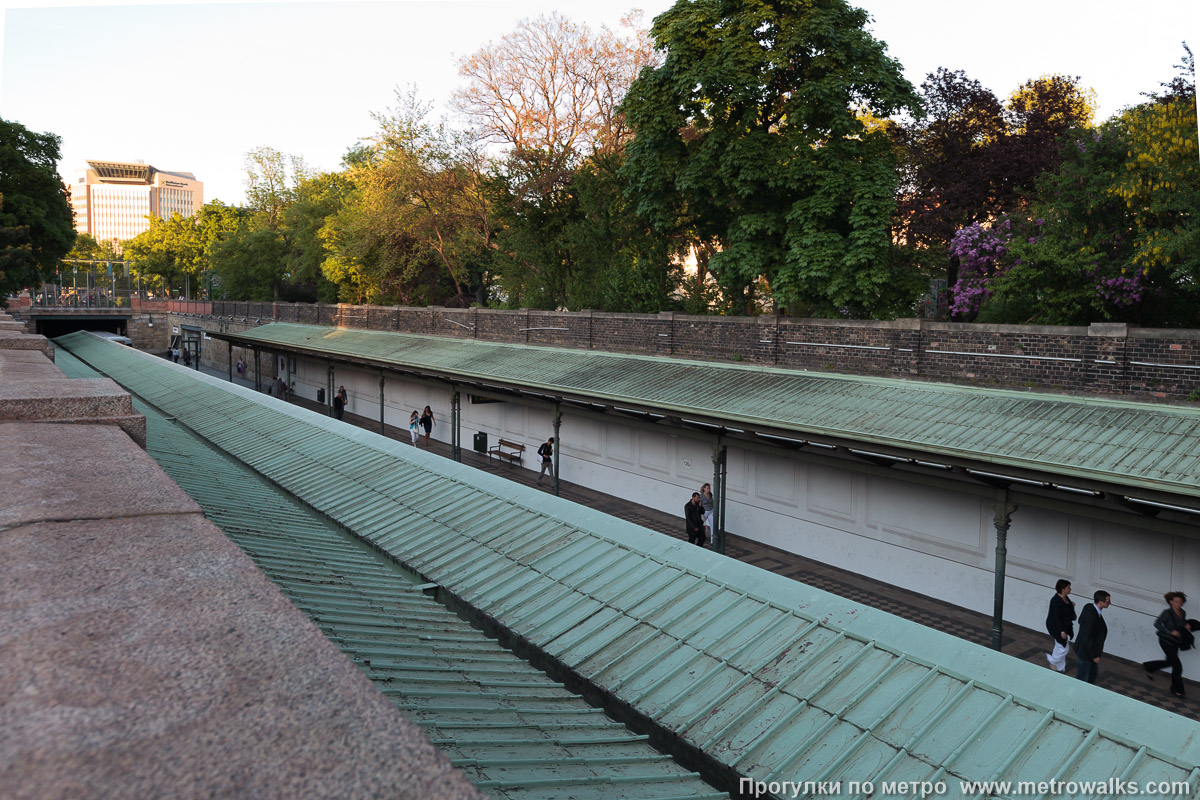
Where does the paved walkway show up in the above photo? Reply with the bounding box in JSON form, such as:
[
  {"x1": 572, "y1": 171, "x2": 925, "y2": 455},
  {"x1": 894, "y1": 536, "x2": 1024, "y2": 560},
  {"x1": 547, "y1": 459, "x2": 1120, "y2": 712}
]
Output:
[{"x1": 197, "y1": 362, "x2": 1200, "y2": 721}]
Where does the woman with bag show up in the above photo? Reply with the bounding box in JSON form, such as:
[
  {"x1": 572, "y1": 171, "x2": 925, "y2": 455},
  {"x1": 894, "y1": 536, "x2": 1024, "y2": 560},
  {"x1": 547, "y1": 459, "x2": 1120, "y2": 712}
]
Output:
[
  {"x1": 1143, "y1": 591, "x2": 1190, "y2": 698},
  {"x1": 420, "y1": 405, "x2": 435, "y2": 445},
  {"x1": 409, "y1": 410, "x2": 421, "y2": 445},
  {"x1": 1045, "y1": 579, "x2": 1075, "y2": 672}
]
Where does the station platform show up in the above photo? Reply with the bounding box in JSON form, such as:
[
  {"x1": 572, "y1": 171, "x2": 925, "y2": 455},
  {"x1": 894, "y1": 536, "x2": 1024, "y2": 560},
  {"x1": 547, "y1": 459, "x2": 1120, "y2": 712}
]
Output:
[{"x1": 199, "y1": 362, "x2": 1200, "y2": 721}]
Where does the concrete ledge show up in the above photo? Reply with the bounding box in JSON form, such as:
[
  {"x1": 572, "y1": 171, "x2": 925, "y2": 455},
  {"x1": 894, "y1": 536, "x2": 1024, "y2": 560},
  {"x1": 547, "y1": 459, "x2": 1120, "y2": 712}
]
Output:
[
  {"x1": 0, "y1": 351, "x2": 64, "y2": 381},
  {"x1": 0, "y1": 331, "x2": 53, "y2": 360},
  {"x1": 0, "y1": 422, "x2": 481, "y2": 800},
  {"x1": 0, "y1": 378, "x2": 135, "y2": 422}
]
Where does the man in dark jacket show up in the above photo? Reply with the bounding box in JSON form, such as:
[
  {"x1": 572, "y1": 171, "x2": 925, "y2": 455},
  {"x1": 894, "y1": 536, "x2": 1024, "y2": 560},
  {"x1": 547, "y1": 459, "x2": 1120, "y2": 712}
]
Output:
[
  {"x1": 684, "y1": 492, "x2": 706, "y2": 547},
  {"x1": 1074, "y1": 590, "x2": 1111, "y2": 684}
]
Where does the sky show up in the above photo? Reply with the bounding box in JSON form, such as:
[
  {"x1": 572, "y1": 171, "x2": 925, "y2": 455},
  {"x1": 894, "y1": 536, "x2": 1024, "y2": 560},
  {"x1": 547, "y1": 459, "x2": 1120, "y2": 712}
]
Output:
[{"x1": 1, "y1": 0, "x2": 1196, "y2": 206}]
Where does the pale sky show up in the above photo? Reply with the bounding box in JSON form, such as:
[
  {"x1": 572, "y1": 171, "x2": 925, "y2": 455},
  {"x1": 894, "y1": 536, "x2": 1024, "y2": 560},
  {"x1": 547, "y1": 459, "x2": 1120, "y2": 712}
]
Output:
[{"x1": 1, "y1": 0, "x2": 1196, "y2": 206}]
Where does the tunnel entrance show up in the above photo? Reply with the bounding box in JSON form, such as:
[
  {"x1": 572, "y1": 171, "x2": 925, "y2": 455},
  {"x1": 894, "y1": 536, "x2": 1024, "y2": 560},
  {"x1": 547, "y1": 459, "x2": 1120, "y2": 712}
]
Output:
[{"x1": 35, "y1": 316, "x2": 129, "y2": 338}]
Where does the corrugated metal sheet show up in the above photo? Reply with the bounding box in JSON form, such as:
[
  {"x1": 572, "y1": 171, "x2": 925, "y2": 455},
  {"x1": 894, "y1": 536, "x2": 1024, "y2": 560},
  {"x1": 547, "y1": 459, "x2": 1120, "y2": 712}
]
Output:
[
  {"x1": 228, "y1": 322, "x2": 1200, "y2": 498},
  {"x1": 54, "y1": 343, "x2": 724, "y2": 800},
  {"x1": 60, "y1": 333, "x2": 1200, "y2": 799}
]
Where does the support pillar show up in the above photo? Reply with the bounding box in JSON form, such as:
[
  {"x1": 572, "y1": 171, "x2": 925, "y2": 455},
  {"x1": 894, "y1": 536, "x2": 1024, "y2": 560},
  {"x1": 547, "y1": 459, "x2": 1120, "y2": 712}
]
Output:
[
  {"x1": 326, "y1": 362, "x2": 334, "y2": 417},
  {"x1": 253, "y1": 348, "x2": 261, "y2": 392},
  {"x1": 991, "y1": 491, "x2": 1017, "y2": 651},
  {"x1": 451, "y1": 389, "x2": 462, "y2": 462},
  {"x1": 712, "y1": 440, "x2": 728, "y2": 555},
  {"x1": 552, "y1": 404, "x2": 562, "y2": 497},
  {"x1": 226, "y1": 341, "x2": 233, "y2": 382},
  {"x1": 379, "y1": 371, "x2": 386, "y2": 435}
]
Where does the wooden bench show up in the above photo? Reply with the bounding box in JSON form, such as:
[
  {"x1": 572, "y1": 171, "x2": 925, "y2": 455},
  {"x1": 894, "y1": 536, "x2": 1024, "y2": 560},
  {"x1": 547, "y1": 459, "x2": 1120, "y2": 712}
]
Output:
[{"x1": 488, "y1": 439, "x2": 525, "y2": 466}]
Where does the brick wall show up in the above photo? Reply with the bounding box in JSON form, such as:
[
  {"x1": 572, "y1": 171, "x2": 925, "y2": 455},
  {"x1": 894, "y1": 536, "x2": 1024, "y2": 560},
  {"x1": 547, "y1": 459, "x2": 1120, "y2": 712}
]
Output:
[{"x1": 204, "y1": 302, "x2": 1200, "y2": 401}]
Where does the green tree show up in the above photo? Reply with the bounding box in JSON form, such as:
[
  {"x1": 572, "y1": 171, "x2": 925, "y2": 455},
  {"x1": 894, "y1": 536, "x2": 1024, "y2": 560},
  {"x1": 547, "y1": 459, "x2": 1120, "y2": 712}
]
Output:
[
  {"x1": 124, "y1": 201, "x2": 247, "y2": 298},
  {"x1": 122, "y1": 213, "x2": 202, "y2": 298},
  {"x1": 322, "y1": 93, "x2": 496, "y2": 306},
  {"x1": 619, "y1": 0, "x2": 920, "y2": 316},
  {"x1": 491, "y1": 149, "x2": 680, "y2": 311},
  {"x1": 0, "y1": 119, "x2": 75, "y2": 301},
  {"x1": 209, "y1": 148, "x2": 344, "y2": 301},
  {"x1": 65, "y1": 233, "x2": 121, "y2": 263},
  {"x1": 279, "y1": 171, "x2": 350, "y2": 302},
  {"x1": 210, "y1": 228, "x2": 287, "y2": 301},
  {"x1": 969, "y1": 48, "x2": 1197, "y2": 326}
]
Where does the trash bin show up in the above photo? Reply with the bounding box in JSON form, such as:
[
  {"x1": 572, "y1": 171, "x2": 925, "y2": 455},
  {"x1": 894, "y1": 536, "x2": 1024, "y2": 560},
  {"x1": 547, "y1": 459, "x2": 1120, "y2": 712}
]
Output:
[
  {"x1": 473, "y1": 432, "x2": 488, "y2": 453},
  {"x1": 317, "y1": 388, "x2": 325, "y2": 403}
]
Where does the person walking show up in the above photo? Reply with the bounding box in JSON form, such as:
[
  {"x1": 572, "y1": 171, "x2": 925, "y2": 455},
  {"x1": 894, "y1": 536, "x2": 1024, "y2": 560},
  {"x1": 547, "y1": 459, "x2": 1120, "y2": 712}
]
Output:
[
  {"x1": 536, "y1": 437, "x2": 554, "y2": 484},
  {"x1": 1074, "y1": 590, "x2": 1111, "y2": 684},
  {"x1": 420, "y1": 405, "x2": 435, "y2": 446},
  {"x1": 409, "y1": 411, "x2": 421, "y2": 445},
  {"x1": 1045, "y1": 579, "x2": 1075, "y2": 672},
  {"x1": 172, "y1": 347, "x2": 180, "y2": 364},
  {"x1": 685, "y1": 492, "x2": 707, "y2": 547},
  {"x1": 1143, "y1": 591, "x2": 1190, "y2": 698},
  {"x1": 236, "y1": 358, "x2": 245, "y2": 377},
  {"x1": 334, "y1": 385, "x2": 348, "y2": 420},
  {"x1": 699, "y1": 483, "x2": 715, "y2": 545}
]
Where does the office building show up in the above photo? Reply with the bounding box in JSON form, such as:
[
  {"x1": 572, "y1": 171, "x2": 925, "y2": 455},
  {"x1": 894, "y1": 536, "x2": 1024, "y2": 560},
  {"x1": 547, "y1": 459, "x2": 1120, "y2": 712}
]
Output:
[{"x1": 69, "y1": 159, "x2": 203, "y2": 244}]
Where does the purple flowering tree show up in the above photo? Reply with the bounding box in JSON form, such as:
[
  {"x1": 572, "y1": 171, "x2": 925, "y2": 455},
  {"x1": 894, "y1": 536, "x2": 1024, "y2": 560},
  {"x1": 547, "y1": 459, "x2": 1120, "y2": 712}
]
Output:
[{"x1": 947, "y1": 219, "x2": 1014, "y2": 318}]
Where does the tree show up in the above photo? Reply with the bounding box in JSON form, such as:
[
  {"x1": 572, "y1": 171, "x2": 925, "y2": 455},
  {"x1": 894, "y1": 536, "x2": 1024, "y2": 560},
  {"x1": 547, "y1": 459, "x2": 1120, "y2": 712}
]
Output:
[
  {"x1": 0, "y1": 119, "x2": 75, "y2": 301},
  {"x1": 124, "y1": 201, "x2": 247, "y2": 298},
  {"x1": 244, "y1": 146, "x2": 309, "y2": 230},
  {"x1": 321, "y1": 94, "x2": 496, "y2": 306},
  {"x1": 948, "y1": 50, "x2": 1197, "y2": 327},
  {"x1": 65, "y1": 233, "x2": 121, "y2": 263},
  {"x1": 895, "y1": 70, "x2": 1094, "y2": 297},
  {"x1": 620, "y1": 0, "x2": 920, "y2": 316},
  {"x1": 210, "y1": 228, "x2": 287, "y2": 301},
  {"x1": 455, "y1": 12, "x2": 658, "y2": 179},
  {"x1": 455, "y1": 12, "x2": 674, "y2": 312},
  {"x1": 490, "y1": 148, "x2": 680, "y2": 311}
]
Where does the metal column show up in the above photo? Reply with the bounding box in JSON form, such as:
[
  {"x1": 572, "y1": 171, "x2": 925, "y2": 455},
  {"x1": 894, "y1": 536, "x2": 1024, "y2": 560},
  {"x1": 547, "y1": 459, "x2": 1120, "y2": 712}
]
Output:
[
  {"x1": 226, "y1": 341, "x2": 233, "y2": 382},
  {"x1": 253, "y1": 348, "x2": 261, "y2": 392},
  {"x1": 552, "y1": 405, "x2": 562, "y2": 497},
  {"x1": 379, "y1": 372, "x2": 386, "y2": 435},
  {"x1": 712, "y1": 440, "x2": 728, "y2": 555},
  {"x1": 451, "y1": 389, "x2": 462, "y2": 462},
  {"x1": 326, "y1": 363, "x2": 334, "y2": 416},
  {"x1": 991, "y1": 491, "x2": 1017, "y2": 651}
]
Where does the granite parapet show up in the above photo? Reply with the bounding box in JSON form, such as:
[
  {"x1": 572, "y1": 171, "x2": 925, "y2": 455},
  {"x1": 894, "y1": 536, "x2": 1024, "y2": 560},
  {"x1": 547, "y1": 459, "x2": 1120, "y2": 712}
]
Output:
[{"x1": 0, "y1": 422, "x2": 482, "y2": 800}]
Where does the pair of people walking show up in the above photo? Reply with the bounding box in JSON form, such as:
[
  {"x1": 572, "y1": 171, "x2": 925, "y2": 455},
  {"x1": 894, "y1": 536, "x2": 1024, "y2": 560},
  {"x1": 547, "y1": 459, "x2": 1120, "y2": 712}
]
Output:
[
  {"x1": 1045, "y1": 579, "x2": 1111, "y2": 684},
  {"x1": 408, "y1": 406, "x2": 435, "y2": 445}
]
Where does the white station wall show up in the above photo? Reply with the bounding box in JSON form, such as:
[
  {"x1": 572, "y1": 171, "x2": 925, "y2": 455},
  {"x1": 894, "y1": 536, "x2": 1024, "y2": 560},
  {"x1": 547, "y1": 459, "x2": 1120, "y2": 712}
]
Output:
[{"x1": 301, "y1": 359, "x2": 1200, "y2": 666}]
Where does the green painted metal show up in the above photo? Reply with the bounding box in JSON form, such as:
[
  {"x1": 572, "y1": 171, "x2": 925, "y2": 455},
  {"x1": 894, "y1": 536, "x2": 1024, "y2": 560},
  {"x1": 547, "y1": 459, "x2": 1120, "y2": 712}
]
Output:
[
  {"x1": 54, "y1": 342, "x2": 724, "y2": 800},
  {"x1": 60, "y1": 332, "x2": 1200, "y2": 799},
  {"x1": 221, "y1": 323, "x2": 1200, "y2": 499}
]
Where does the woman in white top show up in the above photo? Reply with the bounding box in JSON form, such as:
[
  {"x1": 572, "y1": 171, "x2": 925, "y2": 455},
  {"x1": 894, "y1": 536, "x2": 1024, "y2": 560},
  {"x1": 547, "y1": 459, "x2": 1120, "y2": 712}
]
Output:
[{"x1": 409, "y1": 410, "x2": 420, "y2": 445}]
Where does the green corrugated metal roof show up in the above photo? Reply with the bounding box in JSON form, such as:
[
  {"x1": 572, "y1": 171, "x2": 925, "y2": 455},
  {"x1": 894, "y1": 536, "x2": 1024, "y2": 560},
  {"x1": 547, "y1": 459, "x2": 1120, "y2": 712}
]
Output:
[
  {"x1": 54, "y1": 343, "x2": 725, "y2": 800},
  {"x1": 59, "y1": 332, "x2": 1200, "y2": 799},
  {"x1": 225, "y1": 323, "x2": 1200, "y2": 499}
]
